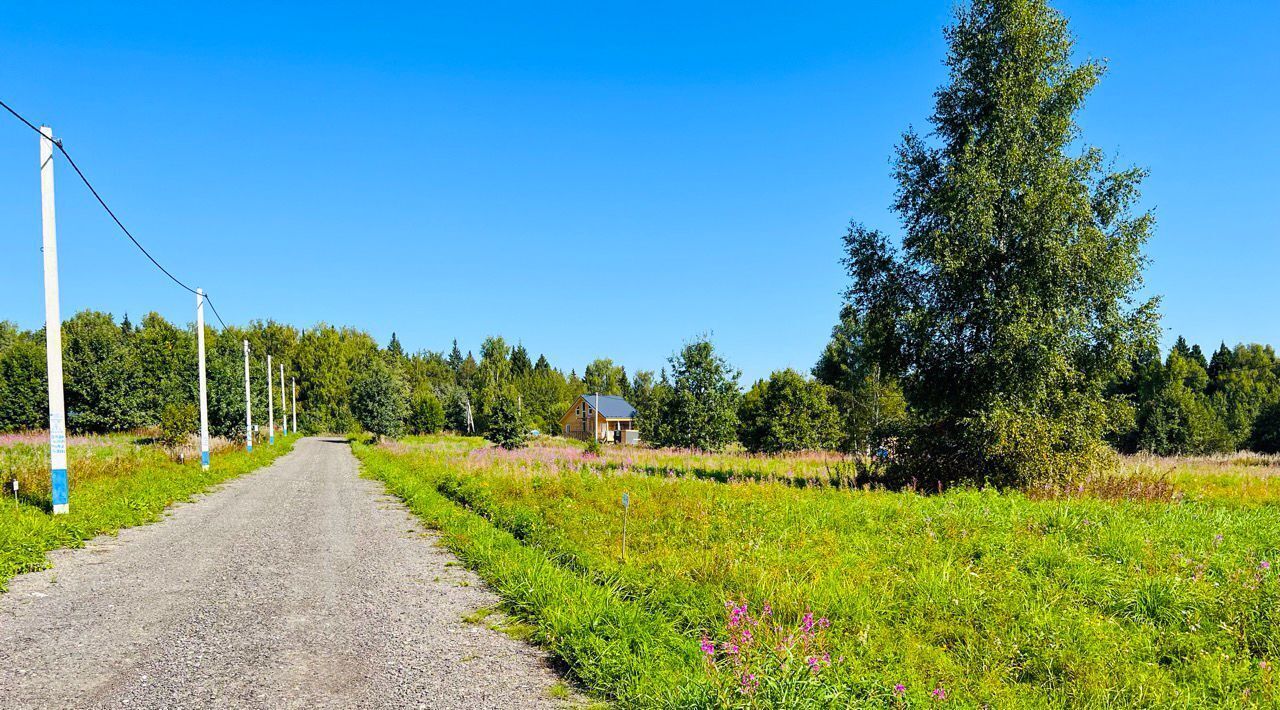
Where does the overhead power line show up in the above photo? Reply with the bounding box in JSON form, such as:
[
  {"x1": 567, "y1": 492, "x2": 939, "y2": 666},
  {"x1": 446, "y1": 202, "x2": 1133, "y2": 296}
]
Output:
[{"x1": 0, "y1": 97, "x2": 229, "y2": 330}]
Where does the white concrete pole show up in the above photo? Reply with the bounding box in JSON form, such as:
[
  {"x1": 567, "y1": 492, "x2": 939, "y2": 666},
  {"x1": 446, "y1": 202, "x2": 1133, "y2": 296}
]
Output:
[
  {"x1": 40, "y1": 126, "x2": 69, "y2": 515},
  {"x1": 279, "y1": 364, "x2": 287, "y2": 436},
  {"x1": 243, "y1": 340, "x2": 252, "y2": 452},
  {"x1": 267, "y1": 354, "x2": 274, "y2": 445},
  {"x1": 291, "y1": 378, "x2": 296, "y2": 434},
  {"x1": 196, "y1": 289, "x2": 210, "y2": 470}
]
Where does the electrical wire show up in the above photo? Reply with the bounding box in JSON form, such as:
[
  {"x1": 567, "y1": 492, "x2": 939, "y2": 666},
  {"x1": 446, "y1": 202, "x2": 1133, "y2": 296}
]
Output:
[{"x1": 1, "y1": 97, "x2": 230, "y2": 331}]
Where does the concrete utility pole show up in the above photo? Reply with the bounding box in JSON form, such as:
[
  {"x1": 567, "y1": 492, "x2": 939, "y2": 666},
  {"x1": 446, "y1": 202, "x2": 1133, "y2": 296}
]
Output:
[
  {"x1": 196, "y1": 289, "x2": 210, "y2": 470},
  {"x1": 279, "y1": 364, "x2": 287, "y2": 436},
  {"x1": 267, "y1": 354, "x2": 274, "y2": 445},
  {"x1": 243, "y1": 340, "x2": 252, "y2": 452},
  {"x1": 291, "y1": 378, "x2": 296, "y2": 434},
  {"x1": 39, "y1": 125, "x2": 69, "y2": 514}
]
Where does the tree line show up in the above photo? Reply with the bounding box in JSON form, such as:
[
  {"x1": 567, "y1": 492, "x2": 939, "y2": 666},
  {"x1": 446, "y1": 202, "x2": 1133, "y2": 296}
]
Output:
[
  {"x1": 0, "y1": 313, "x2": 598, "y2": 443},
  {"x1": 2, "y1": 307, "x2": 1277, "y2": 462}
]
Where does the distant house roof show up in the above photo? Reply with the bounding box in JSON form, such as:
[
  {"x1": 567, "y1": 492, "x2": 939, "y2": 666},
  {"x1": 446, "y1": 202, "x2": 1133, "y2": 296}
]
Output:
[{"x1": 579, "y1": 394, "x2": 637, "y2": 419}]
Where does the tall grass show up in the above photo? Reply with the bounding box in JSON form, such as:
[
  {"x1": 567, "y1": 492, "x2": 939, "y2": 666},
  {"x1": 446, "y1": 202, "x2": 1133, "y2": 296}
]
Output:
[
  {"x1": 0, "y1": 433, "x2": 299, "y2": 590},
  {"x1": 360, "y1": 435, "x2": 1279, "y2": 708}
]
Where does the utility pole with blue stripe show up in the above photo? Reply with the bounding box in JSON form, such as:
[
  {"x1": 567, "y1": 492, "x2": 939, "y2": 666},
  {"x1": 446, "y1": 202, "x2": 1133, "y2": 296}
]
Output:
[
  {"x1": 279, "y1": 363, "x2": 287, "y2": 436},
  {"x1": 39, "y1": 125, "x2": 69, "y2": 514},
  {"x1": 196, "y1": 289, "x2": 210, "y2": 470},
  {"x1": 243, "y1": 340, "x2": 252, "y2": 451},
  {"x1": 267, "y1": 353, "x2": 274, "y2": 445}
]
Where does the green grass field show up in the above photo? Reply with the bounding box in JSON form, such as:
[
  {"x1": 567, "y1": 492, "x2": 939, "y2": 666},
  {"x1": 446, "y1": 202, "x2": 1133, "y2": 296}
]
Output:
[
  {"x1": 0, "y1": 432, "x2": 298, "y2": 590},
  {"x1": 357, "y1": 435, "x2": 1278, "y2": 708}
]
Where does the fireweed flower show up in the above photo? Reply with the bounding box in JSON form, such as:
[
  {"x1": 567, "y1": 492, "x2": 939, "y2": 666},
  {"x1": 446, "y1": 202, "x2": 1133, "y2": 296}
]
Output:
[
  {"x1": 739, "y1": 673, "x2": 759, "y2": 695},
  {"x1": 932, "y1": 686, "x2": 947, "y2": 701},
  {"x1": 701, "y1": 638, "x2": 715, "y2": 657},
  {"x1": 893, "y1": 684, "x2": 906, "y2": 696},
  {"x1": 1261, "y1": 560, "x2": 1271, "y2": 571},
  {"x1": 801, "y1": 612, "x2": 815, "y2": 633}
]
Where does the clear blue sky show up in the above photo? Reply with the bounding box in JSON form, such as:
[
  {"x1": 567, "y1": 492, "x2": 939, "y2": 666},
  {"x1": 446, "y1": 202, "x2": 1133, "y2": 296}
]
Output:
[{"x1": 1, "y1": 1, "x2": 1276, "y2": 383}]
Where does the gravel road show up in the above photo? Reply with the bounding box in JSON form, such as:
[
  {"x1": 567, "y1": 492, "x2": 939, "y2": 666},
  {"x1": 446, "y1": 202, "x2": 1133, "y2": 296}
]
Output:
[{"x1": 0, "y1": 437, "x2": 580, "y2": 709}]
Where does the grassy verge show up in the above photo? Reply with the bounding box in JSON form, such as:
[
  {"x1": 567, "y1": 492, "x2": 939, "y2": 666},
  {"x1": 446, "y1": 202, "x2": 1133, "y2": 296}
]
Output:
[
  {"x1": 355, "y1": 441, "x2": 712, "y2": 708},
  {"x1": 361, "y1": 435, "x2": 1279, "y2": 708},
  {"x1": 0, "y1": 434, "x2": 299, "y2": 590}
]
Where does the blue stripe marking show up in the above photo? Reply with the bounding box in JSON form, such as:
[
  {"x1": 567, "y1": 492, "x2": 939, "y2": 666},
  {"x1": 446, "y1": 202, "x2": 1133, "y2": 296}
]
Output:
[
  {"x1": 201, "y1": 451, "x2": 210, "y2": 467},
  {"x1": 51, "y1": 468, "x2": 68, "y2": 507}
]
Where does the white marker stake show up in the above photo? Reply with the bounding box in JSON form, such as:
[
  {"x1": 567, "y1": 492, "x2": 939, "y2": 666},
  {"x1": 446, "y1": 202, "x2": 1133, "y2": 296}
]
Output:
[
  {"x1": 279, "y1": 363, "x2": 287, "y2": 436},
  {"x1": 621, "y1": 491, "x2": 630, "y2": 564},
  {"x1": 243, "y1": 340, "x2": 252, "y2": 452},
  {"x1": 196, "y1": 289, "x2": 210, "y2": 470},
  {"x1": 291, "y1": 378, "x2": 297, "y2": 434},
  {"x1": 40, "y1": 126, "x2": 69, "y2": 515},
  {"x1": 267, "y1": 354, "x2": 274, "y2": 445}
]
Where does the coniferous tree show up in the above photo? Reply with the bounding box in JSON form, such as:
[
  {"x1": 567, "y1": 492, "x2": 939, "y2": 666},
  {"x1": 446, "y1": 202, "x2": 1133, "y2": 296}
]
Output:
[
  {"x1": 485, "y1": 388, "x2": 526, "y2": 449},
  {"x1": 447, "y1": 340, "x2": 464, "y2": 377},
  {"x1": 510, "y1": 344, "x2": 532, "y2": 377}
]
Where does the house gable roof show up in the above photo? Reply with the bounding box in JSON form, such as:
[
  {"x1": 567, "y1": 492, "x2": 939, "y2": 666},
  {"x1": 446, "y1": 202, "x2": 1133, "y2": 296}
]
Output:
[{"x1": 577, "y1": 394, "x2": 637, "y2": 419}]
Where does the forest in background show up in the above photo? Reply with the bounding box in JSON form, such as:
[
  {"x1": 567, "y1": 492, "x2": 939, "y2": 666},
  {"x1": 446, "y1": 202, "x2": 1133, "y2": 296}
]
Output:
[{"x1": 2, "y1": 310, "x2": 1277, "y2": 460}]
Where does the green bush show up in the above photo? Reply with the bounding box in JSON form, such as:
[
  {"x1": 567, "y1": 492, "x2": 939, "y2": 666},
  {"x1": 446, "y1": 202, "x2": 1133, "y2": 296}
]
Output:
[
  {"x1": 157, "y1": 402, "x2": 197, "y2": 452},
  {"x1": 485, "y1": 390, "x2": 526, "y2": 450},
  {"x1": 407, "y1": 389, "x2": 445, "y2": 435}
]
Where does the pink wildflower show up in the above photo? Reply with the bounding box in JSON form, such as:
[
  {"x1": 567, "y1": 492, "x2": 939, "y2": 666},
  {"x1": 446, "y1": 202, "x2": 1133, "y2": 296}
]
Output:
[
  {"x1": 700, "y1": 637, "x2": 715, "y2": 657},
  {"x1": 931, "y1": 686, "x2": 947, "y2": 701},
  {"x1": 893, "y1": 683, "x2": 906, "y2": 696},
  {"x1": 801, "y1": 612, "x2": 815, "y2": 633}
]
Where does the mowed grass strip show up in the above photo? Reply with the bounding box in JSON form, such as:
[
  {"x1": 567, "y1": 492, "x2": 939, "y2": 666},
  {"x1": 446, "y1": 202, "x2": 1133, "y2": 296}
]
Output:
[
  {"x1": 366, "y1": 435, "x2": 1280, "y2": 708},
  {"x1": 355, "y1": 441, "x2": 712, "y2": 708},
  {"x1": 0, "y1": 434, "x2": 299, "y2": 590}
]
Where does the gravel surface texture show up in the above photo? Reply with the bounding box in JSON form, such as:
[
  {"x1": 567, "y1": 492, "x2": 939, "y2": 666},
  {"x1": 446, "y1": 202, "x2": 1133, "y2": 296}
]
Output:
[{"x1": 0, "y1": 437, "x2": 580, "y2": 709}]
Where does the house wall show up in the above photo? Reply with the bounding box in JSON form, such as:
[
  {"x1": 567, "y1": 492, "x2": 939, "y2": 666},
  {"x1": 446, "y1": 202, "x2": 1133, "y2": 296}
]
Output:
[{"x1": 558, "y1": 399, "x2": 605, "y2": 440}]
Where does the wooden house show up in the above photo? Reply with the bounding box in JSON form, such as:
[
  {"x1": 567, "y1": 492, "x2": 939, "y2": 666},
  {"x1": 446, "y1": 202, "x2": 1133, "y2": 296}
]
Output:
[{"x1": 559, "y1": 394, "x2": 638, "y2": 443}]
